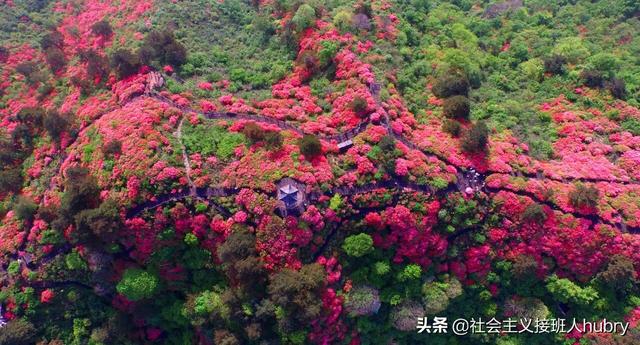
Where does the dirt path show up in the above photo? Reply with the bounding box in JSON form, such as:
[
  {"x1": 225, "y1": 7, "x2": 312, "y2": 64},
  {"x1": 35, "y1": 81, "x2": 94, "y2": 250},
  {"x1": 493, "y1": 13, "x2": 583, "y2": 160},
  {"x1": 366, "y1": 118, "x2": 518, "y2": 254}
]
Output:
[{"x1": 174, "y1": 116, "x2": 197, "y2": 197}]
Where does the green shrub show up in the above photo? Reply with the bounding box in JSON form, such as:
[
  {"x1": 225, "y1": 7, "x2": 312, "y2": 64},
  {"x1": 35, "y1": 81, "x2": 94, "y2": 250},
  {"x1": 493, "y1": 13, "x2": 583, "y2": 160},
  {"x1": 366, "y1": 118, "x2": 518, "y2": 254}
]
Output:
[
  {"x1": 329, "y1": 193, "x2": 342, "y2": 211},
  {"x1": 461, "y1": 122, "x2": 489, "y2": 153},
  {"x1": 580, "y1": 70, "x2": 604, "y2": 88},
  {"x1": 522, "y1": 203, "x2": 547, "y2": 224},
  {"x1": 432, "y1": 74, "x2": 469, "y2": 98},
  {"x1": 102, "y1": 139, "x2": 122, "y2": 157},
  {"x1": 184, "y1": 232, "x2": 198, "y2": 246},
  {"x1": 0, "y1": 46, "x2": 8, "y2": 63},
  {"x1": 291, "y1": 4, "x2": 316, "y2": 32},
  {"x1": 7, "y1": 261, "x2": 20, "y2": 276},
  {"x1": 442, "y1": 119, "x2": 461, "y2": 136},
  {"x1": 350, "y1": 96, "x2": 369, "y2": 118},
  {"x1": 546, "y1": 275, "x2": 598, "y2": 306},
  {"x1": 252, "y1": 14, "x2": 276, "y2": 38},
  {"x1": 552, "y1": 37, "x2": 589, "y2": 64},
  {"x1": 44, "y1": 46, "x2": 66, "y2": 73},
  {"x1": 587, "y1": 53, "x2": 618, "y2": 75},
  {"x1": 91, "y1": 20, "x2": 112, "y2": 37},
  {"x1": 116, "y1": 268, "x2": 159, "y2": 301},
  {"x1": 568, "y1": 183, "x2": 599, "y2": 209},
  {"x1": 342, "y1": 233, "x2": 373, "y2": 257},
  {"x1": 140, "y1": 29, "x2": 187, "y2": 67},
  {"x1": 606, "y1": 77, "x2": 626, "y2": 99},
  {"x1": 443, "y1": 95, "x2": 470, "y2": 119},
  {"x1": 621, "y1": 118, "x2": 640, "y2": 135},
  {"x1": 264, "y1": 131, "x2": 284, "y2": 151},
  {"x1": 0, "y1": 168, "x2": 23, "y2": 194},
  {"x1": 543, "y1": 55, "x2": 566, "y2": 75},
  {"x1": 0, "y1": 319, "x2": 36, "y2": 345},
  {"x1": 110, "y1": 49, "x2": 140, "y2": 79},
  {"x1": 183, "y1": 123, "x2": 245, "y2": 161},
  {"x1": 216, "y1": 132, "x2": 245, "y2": 160},
  {"x1": 15, "y1": 61, "x2": 45, "y2": 84},
  {"x1": 333, "y1": 10, "x2": 353, "y2": 33},
  {"x1": 519, "y1": 58, "x2": 544, "y2": 82},
  {"x1": 13, "y1": 195, "x2": 37, "y2": 222},
  {"x1": 242, "y1": 122, "x2": 265, "y2": 144},
  {"x1": 298, "y1": 134, "x2": 322, "y2": 159},
  {"x1": 65, "y1": 251, "x2": 88, "y2": 270},
  {"x1": 43, "y1": 110, "x2": 68, "y2": 143}
]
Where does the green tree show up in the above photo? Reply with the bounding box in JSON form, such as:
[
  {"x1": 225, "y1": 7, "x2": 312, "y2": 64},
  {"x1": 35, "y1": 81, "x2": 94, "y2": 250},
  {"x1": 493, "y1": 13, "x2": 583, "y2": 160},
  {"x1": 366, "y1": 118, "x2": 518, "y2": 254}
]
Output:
[
  {"x1": 74, "y1": 198, "x2": 122, "y2": 243},
  {"x1": 422, "y1": 282, "x2": 450, "y2": 314},
  {"x1": 344, "y1": 286, "x2": 380, "y2": 316},
  {"x1": 519, "y1": 58, "x2": 544, "y2": 82},
  {"x1": 0, "y1": 319, "x2": 36, "y2": 345},
  {"x1": 442, "y1": 95, "x2": 470, "y2": 119},
  {"x1": 291, "y1": 4, "x2": 316, "y2": 32},
  {"x1": 546, "y1": 275, "x2": 599, "y2": 306},
  {"x1": 116, "y1": 268, "x2": 159, "y2": 301},
  {"x1": 242, "y1": 122, "x2": 265, "y2": 144},
  {"x1": 543, "y1": 55, "x2": 566, "y2": 75},
  {"x1": 43, "y1": 110, "x2": 68, "y2": 143},
  {"x1": 333, "y1": 10, "x2": 353, "y2": 34},
  {"x1": 61, "y1": 167, "x2": 101, "y2": 215},
  {"x1": 442, "y1": 119, "x2": 461, "y2": 136},
  {"x1": 298, "y1": 134, "x2": 322, "y2": 159},
  {"x1": 110, "y1": 49, "x2": 140, "y2": 79},
  {"x1": 398, "y1": 264, "x2": 422, "y2": 281},
  {"x1": 267, "y1": 263, "x2": 325, "y2": 324},
  {"x1": 596, "y1": 255, "x2": 637, "y2": 293},
  {"x1": 606, "y1": 77, "x2": 627, "y2": 100},
  {"x1": 0, "y1": 168, "x2": 23, "y2": 194},
  {"x1": 102, "y1": 139, "x2": 122, "y2": 157},
  {"x1": 521, "y1": 203, "x2": 547, "y2": 224},
  {"x1": 91, "y1": 20, "x2": 112, "y2": 37},
  {"x1": 350, "y1": 96, "x2": 369, "y2": 118},
  {"x1": 568, "y1": 183, "x2": 599, "y2": 209},
  {"x1": 264, "y1": 131, "x2": 284, "y2": 151},
  {"x1": 461, "y1": 122, "x2": 489, "y2": 153},
  {"x1": 140, "y1": 29, "x2": 187, "y2": 67},
  {"x1": 432, "y1": 74, "x2": 469, "y2": 98},
  {"x1": 342, "y1": 233, "x2": 373, "y2": 257},
  {"x1": 44, "y1": 46, "x2": 66, "y2": 73},
  {"x1": 12, "y1": 195, "x2": 37, "y2": 222},
  {"x1": 193, "y1": 290, "x2": 229, "y2": 319},
  {"x1": 218, "y1": 229, "x2": 266, "y2": 293},
  {"x1": 552, "y1": 37, "x2": 589, "y2": 64}
]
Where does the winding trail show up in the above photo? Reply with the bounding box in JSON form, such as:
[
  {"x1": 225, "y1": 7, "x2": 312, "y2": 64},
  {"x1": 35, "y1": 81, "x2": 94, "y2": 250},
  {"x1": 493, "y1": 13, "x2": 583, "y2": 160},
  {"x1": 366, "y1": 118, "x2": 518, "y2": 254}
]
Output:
[{"x1": 174, "y1": 116, "x2": 197, "y2": 197}]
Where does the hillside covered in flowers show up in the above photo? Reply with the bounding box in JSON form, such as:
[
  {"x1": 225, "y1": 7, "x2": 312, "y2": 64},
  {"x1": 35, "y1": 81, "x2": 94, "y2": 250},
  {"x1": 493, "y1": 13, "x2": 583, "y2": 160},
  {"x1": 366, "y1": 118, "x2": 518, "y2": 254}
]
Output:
[{"x1": 1, "y1": 0, "x2": 640, "y2": 344}]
